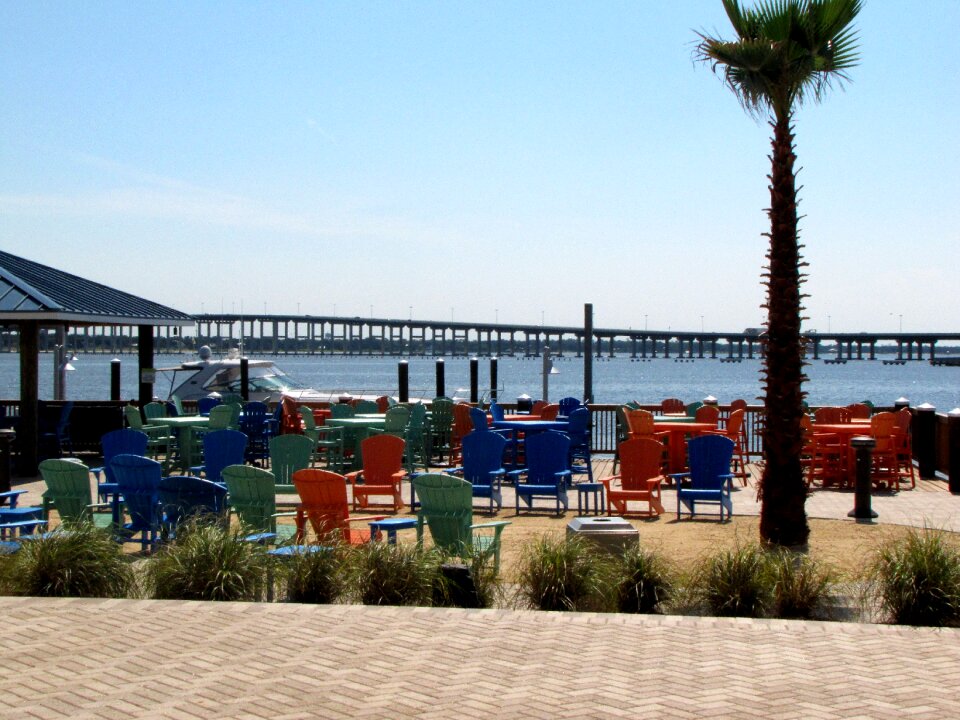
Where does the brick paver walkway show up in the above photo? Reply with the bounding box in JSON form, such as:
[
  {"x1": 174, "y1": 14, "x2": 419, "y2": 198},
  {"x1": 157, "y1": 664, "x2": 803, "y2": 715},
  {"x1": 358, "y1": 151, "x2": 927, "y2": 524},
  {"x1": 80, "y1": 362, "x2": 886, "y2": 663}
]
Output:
[
  {"x1": 3, "y1": 597, "x2": 960, "y2": 719},
  {"x1": 5, "y1": 461, "x2": 960, "y2": 718}
]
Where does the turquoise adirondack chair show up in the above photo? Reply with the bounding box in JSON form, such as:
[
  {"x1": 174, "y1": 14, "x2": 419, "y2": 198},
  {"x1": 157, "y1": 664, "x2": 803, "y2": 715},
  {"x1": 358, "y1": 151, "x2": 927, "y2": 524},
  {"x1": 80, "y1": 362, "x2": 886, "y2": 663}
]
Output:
[{"x1": 412, "y1": 473, "x2": 510, "y2": 574}]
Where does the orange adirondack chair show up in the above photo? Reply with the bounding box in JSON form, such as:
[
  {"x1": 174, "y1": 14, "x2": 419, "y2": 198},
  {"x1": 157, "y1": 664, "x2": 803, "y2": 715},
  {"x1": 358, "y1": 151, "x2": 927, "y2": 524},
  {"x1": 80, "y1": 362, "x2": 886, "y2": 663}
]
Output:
[
  {"x1": 291, "y1": 468, "x2": 386, "y2": 544},
  {"x1": 344, "y1": 434, "x2": 407, "y2": 511},
  {"x1": 449, "y1": 402, "x2": 474, "y2": 465},
  {"x1": 694, "y1": 405, "x2": 720, "y2": 424},
  {"x1": 870, "y1": 411, "x2": 901, "y2": 490},
  {"x1": 600, "y1": 438, "x2": 666, "y2": 517},
  {"x1": 702, "y1": 408, "x2": 749, "y2": 484},
  {"x1": 894, "y1": 407, "x2": 916, "y2": 489},
  {"x1": 539, "y1": 403, "x2": 560, "y2": 420}
]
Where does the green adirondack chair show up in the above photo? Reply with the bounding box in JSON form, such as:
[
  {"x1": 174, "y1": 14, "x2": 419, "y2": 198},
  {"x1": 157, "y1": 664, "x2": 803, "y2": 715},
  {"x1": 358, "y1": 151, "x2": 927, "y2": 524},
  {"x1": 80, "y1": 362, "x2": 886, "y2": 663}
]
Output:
[
  {"x1": 412, "y1": 473, "x2": 510, "y2": 574},
  {"x1": 403, "y1": 403, "x2": 430, "y2": 473},
  {"x1": 429, "y1": 397, "x2": 455, "y2": 464},
  {"x1": 377, "y1": 405, "x2": 410, "y2": 437},
  {"x1": 268, "y1": 434, "x2": 314, "y2": 497},
  {"x1": 39, "y1": 458, "x2": 114, "y2": 529},
  {"x1": 220, "y1": 464, "x2": 297, "y2": 543},
  {"x1": 143, "y1": 401, "x2": 168, "y2": 421},
  {"x1": 123, "y1": 405, "x2": 173, "y2": 463},
  {"x1": 299, "y1": 407, "x2": 345, "y2": 471}
]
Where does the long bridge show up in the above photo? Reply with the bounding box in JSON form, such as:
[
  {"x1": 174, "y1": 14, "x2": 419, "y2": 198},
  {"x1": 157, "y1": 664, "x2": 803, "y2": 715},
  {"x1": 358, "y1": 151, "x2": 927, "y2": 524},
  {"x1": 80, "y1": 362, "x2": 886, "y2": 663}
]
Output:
[{"x1": 4, "y1": 314, "x2": 959, "y2": 362}]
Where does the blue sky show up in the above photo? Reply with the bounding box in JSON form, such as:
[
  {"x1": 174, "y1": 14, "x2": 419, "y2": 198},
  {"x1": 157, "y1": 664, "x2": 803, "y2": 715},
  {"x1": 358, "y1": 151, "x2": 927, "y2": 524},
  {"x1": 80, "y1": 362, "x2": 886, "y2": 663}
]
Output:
[{"x1": 1, "y1": 1, "x2": 957, "y2": 334}]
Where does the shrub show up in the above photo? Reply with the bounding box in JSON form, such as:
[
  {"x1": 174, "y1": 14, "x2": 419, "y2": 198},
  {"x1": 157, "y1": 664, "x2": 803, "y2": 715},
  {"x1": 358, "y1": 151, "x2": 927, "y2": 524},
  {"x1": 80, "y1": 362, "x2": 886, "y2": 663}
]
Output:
[
  {"x1": 869, "y1": 528, "x2": 960, "y2": 627},
  {"x1": 349, "y1": 541, "x2": 442, "y2": 606},
  {"x1": 695, "y1": 543, "x2": 772, "y2": 618},
  {"x1": 280, "y1": 543, "x2": 348, "y2": 604},
  {"x1": 612, "y1": 545, "x2": 673, "y2": 614},
  {"x1": 143, "y1": 520, "x2": 268, "y2": 601},
  {"x1": 0, "y1": 523, "x2": 133, "y2": 598},
  {"x1": 769, "y1": 550, "x2": 835, "y2": 620},
  {"x1": 516, "y1": 535, "x2": 615, "y2": 612}
]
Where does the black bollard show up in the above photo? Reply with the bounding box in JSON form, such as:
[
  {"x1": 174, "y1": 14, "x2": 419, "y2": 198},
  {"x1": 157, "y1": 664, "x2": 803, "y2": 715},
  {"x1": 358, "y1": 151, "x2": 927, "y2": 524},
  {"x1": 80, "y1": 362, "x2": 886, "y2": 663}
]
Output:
[
  {"x1": 0, "y1": 429, "x2": 14, "y2": 494},
  {"x1": 914, "y1": 403, "x2": 937, "y2": 479},
  {"x1": 847, "y1": 435, "x2": 878, "y2": 521},
  {"x1": 490, "y1": 357, "x2": 498, "y2": 403},
  {"x1": 435, "y1": 359, "x2": 445, "y2": 399},
  {"x1": 398, "y1": 361, "x2": 409, "y2": 403},
  {"x1": 240, "y1": 357, "x2": 250, "y2": 401},
  {"x1": 469, "y1": 357, "x2": 479, "y2": 404},
  {"x1": 110, "y1": 358, "x2": 121, "y2": 402},
  {"x1": 949, "y1": 409, "x2": 960, "y2": 494},
  {"x1": 435, "y1": 562, "x2": 481, "y2": 608}
]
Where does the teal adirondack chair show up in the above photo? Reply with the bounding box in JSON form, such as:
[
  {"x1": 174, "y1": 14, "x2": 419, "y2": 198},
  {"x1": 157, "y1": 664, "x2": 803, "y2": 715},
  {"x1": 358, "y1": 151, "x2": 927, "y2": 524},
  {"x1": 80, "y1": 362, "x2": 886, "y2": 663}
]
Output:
[
  {"x1": 39, "y1": 459, "x2": 114, "y2": 529},
  {"x1": 412, "y1": 473, "x2": 510, "y2": 574},
  {"x1": 268, "y1": 434, "x2": 314, "y2": 496},
  {"x1": 220, "y1": 464, "x2": 297, "y2": 543},
  {"x1": 299, "y1": 406, "x2": 345, "y2": 471}
]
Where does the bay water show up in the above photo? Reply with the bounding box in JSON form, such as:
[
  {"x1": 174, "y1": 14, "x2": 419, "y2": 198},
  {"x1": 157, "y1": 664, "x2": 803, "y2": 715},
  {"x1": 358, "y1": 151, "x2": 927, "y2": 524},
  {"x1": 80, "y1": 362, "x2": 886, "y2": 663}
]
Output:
[{"x1": 3, "y1": 352, "x2": 959, "y2": 411}]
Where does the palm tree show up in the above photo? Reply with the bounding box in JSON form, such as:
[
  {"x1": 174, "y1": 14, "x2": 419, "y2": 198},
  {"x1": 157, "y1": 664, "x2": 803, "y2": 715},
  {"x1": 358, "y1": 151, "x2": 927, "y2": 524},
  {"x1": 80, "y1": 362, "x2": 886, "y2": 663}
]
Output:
[{"x1": 696, "y1": 0, "x2": 861, "y2": 546}]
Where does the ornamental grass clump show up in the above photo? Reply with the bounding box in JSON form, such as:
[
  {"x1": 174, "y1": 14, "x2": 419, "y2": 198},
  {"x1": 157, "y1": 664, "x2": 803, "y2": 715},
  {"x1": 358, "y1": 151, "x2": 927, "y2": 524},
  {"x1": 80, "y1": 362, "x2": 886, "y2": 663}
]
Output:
[
  {"x1": 280, "y1": 543, "x2": 348, "y2": 605},
  {"x1": 869, "y1": 528, "x2": 960, "y2": 627},
  {"x1": 143, "y1": 520, "x2": 268, "y2": 601},
  {"x1": 769, "y1": 550, "x2": 836, "y2": 620},
  {"x1": 612, "y1": 545, "x2": 673, "y2": 614},
  {"x1": 516, "y1": 534, "x2": 615, "y2": 613},
  {"x1": 0, "y1": 523, "x2": 133, "y2": 598},
  {"x1": 695, "y1": 543, "x2": 772, "y2": 618},
  {"x1": 349, "y1": 541, "x2": 442, "y2": 606}
]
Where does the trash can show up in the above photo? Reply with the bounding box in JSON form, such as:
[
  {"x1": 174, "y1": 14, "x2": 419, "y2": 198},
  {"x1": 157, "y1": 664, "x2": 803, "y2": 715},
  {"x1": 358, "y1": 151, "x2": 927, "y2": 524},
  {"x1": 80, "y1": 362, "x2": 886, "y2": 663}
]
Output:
[
  {"x1": 516, "y1": 394, "x2": 534, "y2": 414},
  {"x1": 566, "y1": 516, "x2": 639, "y2": 556}
]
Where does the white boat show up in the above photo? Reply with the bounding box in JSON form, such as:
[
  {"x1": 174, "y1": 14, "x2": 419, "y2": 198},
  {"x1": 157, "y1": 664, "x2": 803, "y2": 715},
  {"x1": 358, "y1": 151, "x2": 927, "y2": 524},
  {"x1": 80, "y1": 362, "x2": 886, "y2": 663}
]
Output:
[{"x1": 157, "y1": 347, "x2": 334, "y2": 405}]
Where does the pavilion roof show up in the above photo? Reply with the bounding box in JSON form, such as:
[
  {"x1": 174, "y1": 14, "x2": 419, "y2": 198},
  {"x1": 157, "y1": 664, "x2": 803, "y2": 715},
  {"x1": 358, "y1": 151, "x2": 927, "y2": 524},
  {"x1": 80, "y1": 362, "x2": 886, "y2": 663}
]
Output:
[{"x1": 0, "y1": 250, "x2": 193, "y2": 326}]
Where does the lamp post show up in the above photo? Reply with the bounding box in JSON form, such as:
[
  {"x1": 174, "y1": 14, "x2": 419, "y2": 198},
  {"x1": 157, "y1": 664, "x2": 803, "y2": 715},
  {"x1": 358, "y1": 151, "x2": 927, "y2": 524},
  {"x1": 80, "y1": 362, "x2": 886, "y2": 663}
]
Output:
[{"x1": 541, "y1": 345, "x2": 560, "y2": 402}]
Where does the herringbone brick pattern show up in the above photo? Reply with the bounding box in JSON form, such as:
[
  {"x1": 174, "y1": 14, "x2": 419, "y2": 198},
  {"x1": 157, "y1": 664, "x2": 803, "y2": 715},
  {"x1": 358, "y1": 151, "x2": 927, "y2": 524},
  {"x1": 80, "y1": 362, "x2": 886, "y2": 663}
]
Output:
[{"x1": 2, "y1": 597, "x2": 959, "y2": 719}]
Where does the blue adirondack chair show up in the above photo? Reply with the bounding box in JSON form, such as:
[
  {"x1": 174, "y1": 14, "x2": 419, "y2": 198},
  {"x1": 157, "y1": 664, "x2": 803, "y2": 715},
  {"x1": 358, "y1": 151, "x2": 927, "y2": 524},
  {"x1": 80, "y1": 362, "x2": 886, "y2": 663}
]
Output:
[
  {"x1": 158, "y1": 475, "x2": 229, "y2": 538},
  {"x1": 508, "y1": 431, "x2": 571, "y2": 515},
  {"x1": 190, "y1": 429, "x2": 248, "y2": 484},
  {"x1": 110, "y1": 454, "x2": 164, "y2": 552},
  {"x1": 671, "y1": 435, "x2": 736, "y2": 522},
  {"x1": 196, "y1": 396, "x2": 222, "y2": 416},
  {"x1": 240, "y1": 401, "x2": 271, "y2": 463},
  {"x1": 0, "y1": 489, "x2": 45, "y2": 538},
  {"x1": 470, "y1": 407, "x2": 489, "y2": 431},
  {"x1": 557, "y1": 396, "x2": 582, "y2": 418},
  {"x1": 91, "y1": 429, "x2": 150, "y2": 514},
  {"x1": 38, "y1": 400, "x2": 74, "y2": 460},
  {"x1": 450, "y1": 430, "x2": 507, "y2": 513},
  {"x1": 565, "y1": 407, "x2": 593, "y2": 482}
]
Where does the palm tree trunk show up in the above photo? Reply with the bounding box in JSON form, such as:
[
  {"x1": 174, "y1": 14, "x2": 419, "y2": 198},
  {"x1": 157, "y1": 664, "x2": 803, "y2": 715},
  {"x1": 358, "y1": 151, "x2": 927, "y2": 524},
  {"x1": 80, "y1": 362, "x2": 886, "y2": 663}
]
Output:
[{"x1": 758, "y1": 113, "x2": 810, "y2": 547}]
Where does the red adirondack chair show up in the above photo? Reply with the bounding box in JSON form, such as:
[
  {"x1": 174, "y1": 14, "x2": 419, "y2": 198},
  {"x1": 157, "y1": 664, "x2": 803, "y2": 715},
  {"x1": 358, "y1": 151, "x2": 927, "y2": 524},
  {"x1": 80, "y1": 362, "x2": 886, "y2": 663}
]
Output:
[{"x1": 344, "y1": 434, "x2": 407, "y2": 511}]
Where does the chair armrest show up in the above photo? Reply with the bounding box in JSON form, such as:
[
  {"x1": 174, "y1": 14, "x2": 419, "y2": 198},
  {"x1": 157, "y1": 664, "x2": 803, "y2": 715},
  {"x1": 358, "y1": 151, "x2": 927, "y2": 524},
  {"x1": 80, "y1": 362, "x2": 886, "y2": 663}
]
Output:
[
  {"x1": 506, "y1": 469, "x2": 525, "y2": 480},
  {"x1": 0, "y1": 490, "x2": 25, "y2": 507},
  {"x1": 270, "y1": 511, "x2": 299, "y2": 518},
  {"x1": 669, "y1": 472, "x2": 690, "y2": 487},
  {"x1": 469, "y1": 520, "x2": 511, "y2": 531},
  {"x1": 448, "y1": 465, "x2": 464, "y2": 475},
  {"x1": 344, "y1": 470, "x2": 362, "y2": 483},
  {"x1": 390, "y1": 471, "x2": 407, "y2": 482}
]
